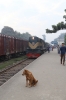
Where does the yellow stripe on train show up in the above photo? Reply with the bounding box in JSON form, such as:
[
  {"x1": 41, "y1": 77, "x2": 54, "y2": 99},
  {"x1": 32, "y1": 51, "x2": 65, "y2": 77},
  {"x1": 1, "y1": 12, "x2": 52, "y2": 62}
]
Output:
[{"x1": 29, "y1": 42, "x2": 42, "y2": 49}]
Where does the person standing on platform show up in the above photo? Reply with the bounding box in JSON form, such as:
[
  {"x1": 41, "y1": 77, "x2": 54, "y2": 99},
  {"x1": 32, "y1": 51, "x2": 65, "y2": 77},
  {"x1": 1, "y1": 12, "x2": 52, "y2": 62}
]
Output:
[
  {"x1": 47, "y1": 46, "x2": 50, "y2": 53},
  {"x1": 60, "y1": 43, "x2": 66, "y2": 65},
  {"x1": 52, "y1": 46, "x2": 53, "y2": 51},
  {"x1": 57, "y1": 45, "x2": 60, "y2": 54}
]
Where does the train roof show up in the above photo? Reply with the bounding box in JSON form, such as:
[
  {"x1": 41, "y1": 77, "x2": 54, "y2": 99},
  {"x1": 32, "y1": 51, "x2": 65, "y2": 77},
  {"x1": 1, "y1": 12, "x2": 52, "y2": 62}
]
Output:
[
  {"x1": 29, "y1": 36, "x2": 45, "y2": 42},
  {"x1": 0, "y1": 33, "x2": 28, "y2": 41}
]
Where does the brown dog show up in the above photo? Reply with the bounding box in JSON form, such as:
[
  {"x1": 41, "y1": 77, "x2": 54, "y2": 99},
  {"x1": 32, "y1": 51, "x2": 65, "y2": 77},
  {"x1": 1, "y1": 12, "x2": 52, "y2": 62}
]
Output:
[{"x1": 22, "y1": 69, "x2": 38, "y2": 87}]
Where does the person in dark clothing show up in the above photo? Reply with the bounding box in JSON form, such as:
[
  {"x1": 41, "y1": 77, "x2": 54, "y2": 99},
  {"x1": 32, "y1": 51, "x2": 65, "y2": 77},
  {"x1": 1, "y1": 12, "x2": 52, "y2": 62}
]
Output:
[
  {"x1": 60, "y1": 43, "x2": 66, "y2": 65},
  {"x1": 47, "y1": 46, "x2": 50, "y2": 53}
]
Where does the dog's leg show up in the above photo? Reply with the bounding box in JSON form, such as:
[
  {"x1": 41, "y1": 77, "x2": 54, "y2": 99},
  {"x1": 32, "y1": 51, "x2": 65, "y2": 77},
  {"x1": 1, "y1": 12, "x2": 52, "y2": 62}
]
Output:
[
  {"x1": 26, "y1": 79, "x2": 28, "y2": 87},
  {"x1": 28, "y1": 81, "x2": 32, "y2": 88}
]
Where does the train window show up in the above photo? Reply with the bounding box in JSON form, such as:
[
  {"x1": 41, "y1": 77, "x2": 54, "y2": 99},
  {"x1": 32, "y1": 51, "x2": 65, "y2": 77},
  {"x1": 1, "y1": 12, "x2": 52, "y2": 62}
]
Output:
[
  {"x1": 32, "y1": 37, "x2": 34, "y2": 40},
  {"x1": 29, "y1": 37, "x2": 38, "y2": 43}
]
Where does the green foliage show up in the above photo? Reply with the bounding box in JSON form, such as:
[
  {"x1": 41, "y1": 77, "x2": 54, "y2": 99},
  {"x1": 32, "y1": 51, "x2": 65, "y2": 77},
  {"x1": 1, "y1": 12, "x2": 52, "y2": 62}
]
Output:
[
  {"x1": 0, "y1": 55, "x2": 27, "y2": 70},
  {"x1": 46, "y1": 28, "x2": 51, "y2": 33},
  {"x1": 46, "y1": 22, "x2": 66, "y2": 33},
  {"x1": 52, "y1": 25, "x2": 57, "y2": 32},
  {"x1": 1, "y1": 26, "x2": 31, "y2": 40},
  {"x1": 64, "y1": 34, "x2": 66, "y2": 45},
  {"x1": 46, "y1": 9, "x2": 66, "y2": 33}
]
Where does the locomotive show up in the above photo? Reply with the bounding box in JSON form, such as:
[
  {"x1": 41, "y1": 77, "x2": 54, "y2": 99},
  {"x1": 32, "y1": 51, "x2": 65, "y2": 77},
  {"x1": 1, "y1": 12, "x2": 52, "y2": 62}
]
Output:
[
  {"x1": 0, "y1": 34, "x2": 28, "y2": 60},
  {"x1": 26, "y1": 36, "x2": 47, "y2": 58}
]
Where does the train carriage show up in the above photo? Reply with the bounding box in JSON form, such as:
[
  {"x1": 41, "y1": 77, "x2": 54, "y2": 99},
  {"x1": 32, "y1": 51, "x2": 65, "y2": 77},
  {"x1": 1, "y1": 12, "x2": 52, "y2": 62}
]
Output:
[
  {"x1": 0, "y1": 35, "x2": 14, "y2": 59},
  {"x1": 11, "y1": 37, "x2": 15, "y2": 54},
  {"x1": 0, "y1": 34, "x2": 5, "y2": 56},
  {"x1": 4, "y1": 36, "x2": 16, "y2": 59},
  {"x1": 22, "y1": 40, "x2": 28, "y2": 54},
  {"x1": 0, "y1": 34, "x2": 28, "y2": 60}
]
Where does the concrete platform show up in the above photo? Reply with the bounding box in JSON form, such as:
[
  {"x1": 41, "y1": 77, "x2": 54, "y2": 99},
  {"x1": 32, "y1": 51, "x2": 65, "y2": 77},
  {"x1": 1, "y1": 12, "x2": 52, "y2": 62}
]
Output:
[{"x1": 0, "y1": 49, "x2": 66, "y2": 100}]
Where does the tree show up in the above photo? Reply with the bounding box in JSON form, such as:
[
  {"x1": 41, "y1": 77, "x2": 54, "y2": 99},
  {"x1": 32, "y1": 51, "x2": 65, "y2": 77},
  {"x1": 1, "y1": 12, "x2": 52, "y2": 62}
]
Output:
[
  {"x1": 64, "y1": 34, "x2": 66, "y2": 45},
  {"x1": 45, "y1": 9, "x2": 66, "y2": 44},
  {"x1": 46, "y1": 22, "x2": 66, "y2": 33},
  {"x1": 1, "y1": 26, "x2": 31, "y2": 40},
  {"x1": 46, "y1": 29, "x2": 53, "y2": 33},
  {"x1": 52, "y1": 25, "x2": 57, "y2": 32}
]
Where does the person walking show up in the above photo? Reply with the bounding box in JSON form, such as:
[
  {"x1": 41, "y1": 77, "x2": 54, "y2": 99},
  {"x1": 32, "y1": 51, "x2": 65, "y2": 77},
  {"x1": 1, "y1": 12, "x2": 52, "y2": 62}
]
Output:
[{"x1": 60, "y1": 43, "x2": 66, "y2": 65}]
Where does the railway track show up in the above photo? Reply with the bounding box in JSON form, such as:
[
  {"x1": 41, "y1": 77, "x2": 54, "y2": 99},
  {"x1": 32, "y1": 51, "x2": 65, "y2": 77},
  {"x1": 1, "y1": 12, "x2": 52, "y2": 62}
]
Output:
[{"x1": 0, "y1": 58, "x2": 35, "y2": 86}]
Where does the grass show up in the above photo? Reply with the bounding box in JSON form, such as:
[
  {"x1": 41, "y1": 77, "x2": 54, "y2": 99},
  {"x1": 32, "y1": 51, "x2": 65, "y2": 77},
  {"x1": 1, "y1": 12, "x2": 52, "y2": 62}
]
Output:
[{"x1": 0, "y1": 55, "x2": 27, "y2": 70}]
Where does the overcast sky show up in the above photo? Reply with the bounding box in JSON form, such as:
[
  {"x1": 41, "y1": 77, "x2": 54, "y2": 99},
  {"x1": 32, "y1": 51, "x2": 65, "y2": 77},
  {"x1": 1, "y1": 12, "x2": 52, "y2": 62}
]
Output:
[{"x1": 0, "y1": 0, "x2": 66, "y2": 42}]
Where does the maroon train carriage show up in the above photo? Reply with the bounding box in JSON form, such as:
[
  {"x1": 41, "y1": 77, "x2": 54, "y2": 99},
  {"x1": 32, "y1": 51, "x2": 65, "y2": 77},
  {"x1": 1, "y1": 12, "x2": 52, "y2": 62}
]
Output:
[
  {"x1": 22, "y1": 40, "x2": 28, "y2": 54},
  {"x1": 15, "y1": 38, "x2": 20, "y2": 56},
  {"x1": 11, "y1": 38, "x2": 28, "y2": 57},
  {"x1": 0, "y1": 34, "x2": 16, "y2": 60},
  {"x1": 0, "y1": 34, "x2": 5, "y2": 59},
  {"x1": 15, "y1": 39, "x2": 28, "y2": 55},
  {"x1": 0, "y1": 34, "x2": 28, "y2": 60}
]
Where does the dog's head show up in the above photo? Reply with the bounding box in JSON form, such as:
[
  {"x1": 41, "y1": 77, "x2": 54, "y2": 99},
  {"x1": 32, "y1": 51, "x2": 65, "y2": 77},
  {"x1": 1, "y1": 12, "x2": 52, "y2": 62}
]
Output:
[{"x1": 22, "y1": 69, "x2": 27, "y2": 76}]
